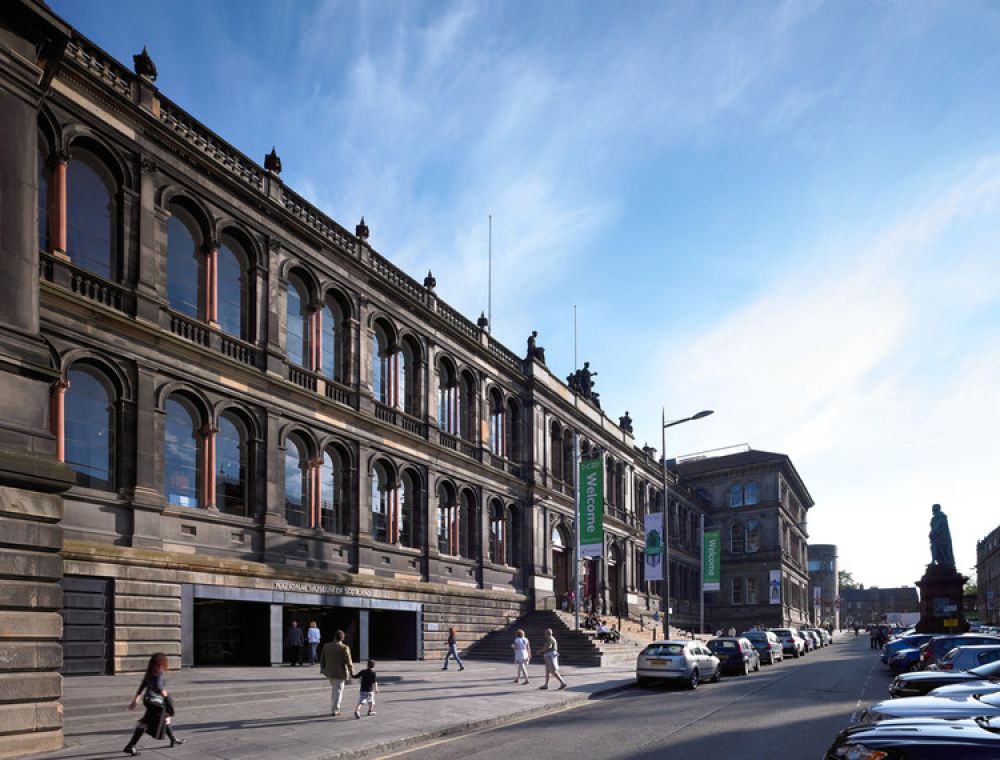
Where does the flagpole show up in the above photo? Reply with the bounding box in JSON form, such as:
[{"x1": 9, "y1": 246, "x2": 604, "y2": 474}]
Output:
[
  {"x1": 573, "y1": 304, "x2": 580, "y2": 632},
  {"x1": 700, "y1": 512, "x2": 705, "y2": 635},
  {"x1": 487, "y1": 214, "x2": 492, "y2": 332}
]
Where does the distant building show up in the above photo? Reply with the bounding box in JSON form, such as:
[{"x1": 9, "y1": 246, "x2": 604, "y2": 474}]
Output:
[
  {"x1": 672, "y1": 448, "x2": 815, "y2": 632},
  {"x1": 976, "y1": 525, "x2": 1000, "y2": 625},
  {"x1": 808, "y1": 544, "x2": 839, "y2": 629},
  {"x1": 841, "y1": 586, "x2": 919, "y2": 625}
]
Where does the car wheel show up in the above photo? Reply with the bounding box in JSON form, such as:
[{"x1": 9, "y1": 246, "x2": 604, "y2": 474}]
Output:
[
  {"x1": 688, "y1": 669, "x2": 699, "y2": 690},
  {"x1": 754, "y1": 659, "x2": 761, "y2": 672},
  {"x1": 908, "y1": 662, "x2": 920, "y2": 673},
  {"x1": 742, "y1": 661, "x2": 750, "y2": 676},
  {"x1": 712, "y1": 667, "x2": 721, "y2": 683}
]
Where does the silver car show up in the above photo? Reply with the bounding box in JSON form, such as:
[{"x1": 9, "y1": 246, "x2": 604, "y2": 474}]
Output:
[
  {"x1": 636, "y1": 640, "x2": 721, "y2": 689},
  {"x1": 928, "y1": 645, "x2": 1000, "y2": 672}
]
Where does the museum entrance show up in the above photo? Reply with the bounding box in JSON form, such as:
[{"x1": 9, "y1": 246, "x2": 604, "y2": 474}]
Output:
[
  {"x1": 607, "y1": 547, "x2": 622, "y2": 617},
  {"x1": 369, "y1": 610, "x2": 418, "y2": 660},
  {"x1": 552, "y1": 525, "x2": 571, "y2": 603},
  {"x1": 193, "y1": 599, "x2": 270, "y2": 666},
  {"x1": 283, "y1": 605, "x2": 360, "y2": 662}
]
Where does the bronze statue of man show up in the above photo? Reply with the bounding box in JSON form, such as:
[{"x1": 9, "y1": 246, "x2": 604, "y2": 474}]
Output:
[{"x1": 929, "y1": 503, "x2": 955, "y2": 568}]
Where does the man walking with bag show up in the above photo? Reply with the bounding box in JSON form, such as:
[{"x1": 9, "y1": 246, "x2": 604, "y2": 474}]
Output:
[
  {"x1": 320, "y1": 629, "x2": 354, "y2": 716},
  {"x1": 539, "y1": 628, "x2": 568, "y2": 690}
]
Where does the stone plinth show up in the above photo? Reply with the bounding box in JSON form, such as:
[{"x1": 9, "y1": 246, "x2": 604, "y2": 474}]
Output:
[{"x1": 915, "y1": 564, "x2": 970, "y2": 634}]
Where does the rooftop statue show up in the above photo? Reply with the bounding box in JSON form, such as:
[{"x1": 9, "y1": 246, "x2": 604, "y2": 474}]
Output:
[{"x1": 929, "y1": 503, "x2": 955, "y2": 568}]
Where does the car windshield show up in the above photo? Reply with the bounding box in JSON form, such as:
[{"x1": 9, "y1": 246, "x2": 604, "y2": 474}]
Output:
[
  {"x1": 977, "y1": 692, "x2": 1000, "y2": 707},
  {"x1": 968, "y1": 660, "x2": 1000, "y2": 679},
  {"x1": 743, "y1": 633, "x2": 765, "y2": 641},
  {"x1": 708, "y1": 640, "x2": 738, "y2": 651},
  {"x1": 643, "y1": 644, "x2": 684, "y2": 657}
]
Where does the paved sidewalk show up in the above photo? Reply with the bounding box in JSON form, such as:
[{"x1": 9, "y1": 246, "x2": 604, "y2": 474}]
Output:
[{"x1": 27, "y1": 659, "x2": 637, "y2": 760}]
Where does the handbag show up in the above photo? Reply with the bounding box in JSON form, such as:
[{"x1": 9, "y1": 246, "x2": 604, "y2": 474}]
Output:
[{"x1": 143, "y1": 691, "x2": 165, "y2": 708}]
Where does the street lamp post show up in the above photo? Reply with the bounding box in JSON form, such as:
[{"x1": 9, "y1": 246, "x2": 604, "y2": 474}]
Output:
[{"x1": 661, "y1": 408, "x2": 713, "y2": 639}]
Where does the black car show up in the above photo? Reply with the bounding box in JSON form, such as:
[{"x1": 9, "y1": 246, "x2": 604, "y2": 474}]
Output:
[
  {"x1": 890, "y1": 659, "x2": 1000, "y2": 698},
  {"x1": 706, "y1": 637, "x2": 760, "y2": 675},
  {"x1": 826, "y1": 716, "x2": 1000, "y2": 759},
  {"x1": 916, "y1": 634, "x2": 1000, "y2": 670}
]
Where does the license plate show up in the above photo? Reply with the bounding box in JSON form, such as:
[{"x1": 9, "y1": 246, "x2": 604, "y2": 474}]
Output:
[
  {"x1": 717, "y1": 654, "x2": 728, "y2": 660},
  {"x1": 648, "y1": 658, "x2": 667, "y2": 665}
]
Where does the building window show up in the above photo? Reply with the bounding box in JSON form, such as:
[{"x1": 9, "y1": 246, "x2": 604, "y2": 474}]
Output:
[
  {"x1": 489, "y1": 501, "x2": 505, "y2": 564},
  {"x1": 67, "y1": 151, "x2": 114, "y2": 280},
  {"x1": 286, "y1": 275, "x2": 310, "y2": 367},
  {"x1": 747, "y1": 576, "x2": 759, "y2": 604},
  {"x1": 217, "y1": 236, "x2": 247, "y2": 339},
  {"x1": 370, "y1": 462, "x2": 393, "y2": 544},
  {"x1": 164, "y1": 396, "x2": 201, "y2": 508},
  {"x1": 729, "y1": 484, "x2": 744, "y2": 507},
  {"x1": 437, "y1": 360, "x2": 459, "y2": 434},
  {"x1": 460, "y1": 371, "x2": 477, "y2": 441},
  {"x1": 64, "y1": 367, "x2": 114, "y2": 490},
  {"x1": 746, "y1": 519, "x2": 760, "y2": 553},
  {"x1": 372, "y1": 323, "x2": 398, "y2": 406},
  {"x1": 38, "y1": 147, "x2": 49, "y2": 252},
  {"x1": 437, "y1": 483, "x2": 457, "y2": 555},
  {"x1": 730, "y1": 522, "x2": 745, "y2": 553},
  {"x1": 732, "y1": 576, "x2": 746, "y2": 605},
  {"x1": 507, "y1": 505, "x2": 521, "y2": 568},
  {"x1": 320, "y1": 295, "x2": 347, "y2": 382},
  {"x1": 216, "y1": 412, "x2": 247, "y2": 516},
  {"x1": 283, "y1": 436, "x2": 308, "y2": 528},
  {"x1": 459, "y1": 490, "x2": 476, "y2": 558},
  {"x1": 320, "y1": 447, "x2": 348, "y2": 535},
  {"x1": 166, "y1": 207, "x2": 203, "y2": 318},
  {"x1": 398, "y1": 469, "x2": 418, "y2": 548},
  {"x1": 745, "y1": 481, "x2": 759, "y2": 505}
]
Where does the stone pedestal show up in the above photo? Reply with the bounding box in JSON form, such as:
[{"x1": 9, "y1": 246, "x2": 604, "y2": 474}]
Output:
[{"x1": 915, "y1": 564, "x2": 970, "y2": 634}]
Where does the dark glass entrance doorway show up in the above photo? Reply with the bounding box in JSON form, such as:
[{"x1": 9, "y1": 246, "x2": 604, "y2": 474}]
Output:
[{"x1": 193, "y1": 599, "x2": 270, "y2": 666}]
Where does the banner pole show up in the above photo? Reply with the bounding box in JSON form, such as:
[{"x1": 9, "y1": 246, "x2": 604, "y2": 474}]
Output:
[
  {"x1": 574, "y1": 430, "x2": 580, "y2": 632},
  {"x1": 700, "y1": 512, "x2": 705, "y2": 636}
]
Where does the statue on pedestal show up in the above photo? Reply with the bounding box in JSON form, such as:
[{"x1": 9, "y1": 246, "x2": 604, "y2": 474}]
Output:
[{"x1": 929, "y1": 503, "x2": 955, "y2": 568}]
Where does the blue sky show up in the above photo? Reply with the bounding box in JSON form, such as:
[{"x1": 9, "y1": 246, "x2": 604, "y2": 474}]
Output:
[{"x1": 52, "y1": 0, "x2": 1000, "y2": 589}]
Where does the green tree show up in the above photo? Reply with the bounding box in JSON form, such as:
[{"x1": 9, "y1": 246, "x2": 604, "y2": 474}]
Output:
[{"x1": 838, "y1": 570, "x2": 859, "y2": 590}]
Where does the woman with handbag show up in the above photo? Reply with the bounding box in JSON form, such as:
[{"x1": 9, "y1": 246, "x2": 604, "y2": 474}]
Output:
[{"x1": 123, "y1": 652, "x2": 185, "y2": 756}]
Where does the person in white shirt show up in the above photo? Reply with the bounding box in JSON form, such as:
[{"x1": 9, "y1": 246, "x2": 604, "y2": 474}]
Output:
[
  {"x1": 307, "y1": 621, "x2": 322, "y2": 665},
  {"x1": 511, "y1": 629, "x2": 531, "y2": 685}
]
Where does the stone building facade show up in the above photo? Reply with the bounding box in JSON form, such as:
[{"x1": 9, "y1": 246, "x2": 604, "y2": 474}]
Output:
[
  {"x1": 672, "y1": 449, "x2": 815, "y2": 632},
  {"x1": 841, "y1": 586, "x2": 920, "y2": 626},
  {"x1": 977, "y1": 525, "x2": 1000, "y2": 626},
  {"x1": 808, "y1": 543, "x2": 839, "y2": 629}
]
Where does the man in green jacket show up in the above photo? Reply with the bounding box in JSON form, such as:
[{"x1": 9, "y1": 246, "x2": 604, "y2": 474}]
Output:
[{"x1": 320, "y1": 629, "x2": 355, "y2": 716}]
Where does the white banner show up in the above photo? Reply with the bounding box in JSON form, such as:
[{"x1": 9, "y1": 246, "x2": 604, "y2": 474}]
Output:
[
  {"x1": 769, "y1": 569, "x2": 781, "y2": 605},
  {"x1": 644, "y1": 512, "x2": 664, "y2": 582}
]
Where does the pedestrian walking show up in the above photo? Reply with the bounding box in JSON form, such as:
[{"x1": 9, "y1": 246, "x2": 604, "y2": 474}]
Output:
[
  {"x1": 354, "y1": 659, "x2": 379, "y2": 719},
  {"x1": 512, "y1": 628, "x2": 531, "y2": 684},
  {"x1": 442, "y1": 626, "x2": 465, "y2": 671},
  {"x1": 539, "y1": 628, "x2": 568, "y2": 690},
  {"x1": 869, "y1": 626, "x2": 877, "y2": 650},
  {"x1": 307, "y1": 621, "x2": 321, "y2": 665},
  {"x1": 123, "y1": 652, "x2": 184, "y2": 756},
  {"x1": 285, "y1": 620, "x2": 305, "y2": 666},
  {"x1": 320, "y1": 629, "x2": 355, "y2": 716}
]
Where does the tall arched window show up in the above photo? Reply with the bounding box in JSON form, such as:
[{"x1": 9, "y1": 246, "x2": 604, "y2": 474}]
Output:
[
  {"x1": 320, "y1": 447, "x2": 348, "y2": 535},
  {"x1": 370, "y1": 462, "x2": 393, "y2": 543},
  {"x1": 437, "y1": 482, "x2": 457, "y2": 555},
  {"x1": 216, "y1": 412, "x2": 247, "y2": 516},
  {"x1": 321, "y1": 293, "x2": 349, "y2": 382},
  {"x1": 745, "y1": 518, "x2": 761, "y2": 553},
  {"x1": 166, "y1": 206, "x2": 203, "y2": 318},
  {"x1": 460, "y1": 371, "x2": 476, "y2": 442},
  {"x1": 488, "y1": 389, "x2": 505, "y2": 456},
  {"x1": 745, "y1": 481, "x2": 759, "y2": 506},
  {"x1": 67, "y1": 150, "x2": 115, "y2": 280},
  {"x1": 164, "y1": 396, "x2": 201, "y2": 508},
  {"x1": 505, "y1": 398, "x2": 520, "y2": 462},
  {"x1": 562, "y1": 433, "x2": 574, "y2": 487},
  {"x1": 217, "y1": 236, "x2": 246, "y2": 339},
  {"x1": 398, "y1": 469, "x2": 419, "y2": 548},
  {"x1": 372, "y1": 322, "x2": 397, "y2": 405},
  {"x1": 730, "y1": 522, "x2": 745, "y2": 553},
  {"x1": 550, "y1": 422, "x2": 563, "y2": 482},
  {"x1": 459, "y1": 490, "x2": 476, "y2": 558},
  {"x1": 506, "y1": 505, "x2": 521, "y2": 568},
  {"x1": 286, "y1": 275, "x2": 309, "y2": 367},
  {"x1": 284, "y1": 435, "x2": 308, "y2": 527},
  {"x1": 65, "y1": 366, "x2": 114, "y2": 490},
  {"x1": 729, "y1": 484, "x2": 744, "y2": 507},
  {"x1": 38, "y1": 147, "x2": 49, "y2": 252},
  {"x1": 489, "y1": 501, "x2": 504, "y2": 563},
  {"x1": 437, "y1": 359, "x2": 458, "y2": 434},
  {"x1": 400, "y1": 336, "x2": 420, "y2": 415}
]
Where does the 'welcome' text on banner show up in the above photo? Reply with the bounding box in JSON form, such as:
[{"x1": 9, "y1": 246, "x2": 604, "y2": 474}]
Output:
[
  {"x1": 703, "y1": 530, "x2": 721, "y2": 591},
  {"x1": 579, "y1": 457, "x2": 604, "y2": 557}
]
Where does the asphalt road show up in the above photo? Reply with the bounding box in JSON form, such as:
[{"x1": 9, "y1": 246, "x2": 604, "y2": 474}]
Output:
[{"x1": 395, "y1": 635, "x2": 891, "y2": 760}]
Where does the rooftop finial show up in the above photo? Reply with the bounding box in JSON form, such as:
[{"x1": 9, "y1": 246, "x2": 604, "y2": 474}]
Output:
[
  {"x1": 424, "y1": 270, "x2": 436, "y2": 290},
  {"x1": 477, "y1": 312, "x2": 489, "y2": 330},
  {"x1": 132, "y1": 46, "x2": 158, "y2": 82},
  {"x1": 264, "y1": 146, "x2": 282, "y2": 174},
  {"x1": 356, "y1": 216, "x2": 369, "y2": 240}
]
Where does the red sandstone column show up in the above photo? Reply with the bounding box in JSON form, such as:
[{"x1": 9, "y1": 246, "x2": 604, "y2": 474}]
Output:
[
  {"x1": 201, "y1": 425, "x2": 218, "y2": 508},
  {"x1": 50, "y1": 379, "x2": 69, "y2": 462},
  {"x1": 207, "y1": 244, "x2": 219, "y2": 324},
  {"x1": 51, "y1": 154, "x2": 68, "y2": 258}
]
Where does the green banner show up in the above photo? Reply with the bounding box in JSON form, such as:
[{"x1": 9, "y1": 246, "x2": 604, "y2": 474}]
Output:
[
  {"x1": 578, "y1": 457, "x2": 604, "y2": 557},
  {"x1": 703, "y1": 530, "x2": 721, "y2": 591}
]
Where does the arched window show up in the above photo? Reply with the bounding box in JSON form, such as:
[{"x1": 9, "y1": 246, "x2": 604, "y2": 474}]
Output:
[
  {"x1": 488, "y1": 501, "x2": 504, "y2": 563},
  {"x1": 437, "y1": 482, "x2": 457, "y2": 555},
  {"x1": 372, "y1": 322, "x2": 397, "y2": 405},
  {"x1": 561, "y1": 432, "x2": 574, "y2": 487},
  {"x1": 437, "y1": 359, "x2": 458, "y2": 434},
  {"x1": 459, "y1": 490, "x2": 476, "y2": 558},
  {"x1": 488, "y1": 389, "x2": 505, "y2": 456},
  {"x1": 400, "y1": 336, "x2": 420, "y2": 416},
  {"x1": 505, "y1": 398, "x2": 520, "y2": 462},
  {"x1": 729, "y1": 483, "x2": 744, "y2": 508},
  {"x1": 38, "y1": 147, "x2": 49, "y2": 252},
  {"x1": 283, "y1": 435, "x2": 308, "y2": 527},
  {"x1": 370, "y1": 461, "x2": 395, "y2": 544},
  {"x1": 64, "y1": 366, "x2": 114, "y2": 490},
  {"x1": 746, "y1": 518, "x2": 761, "y2": 553},
  {"x1": 460, "y1": 371, "x2": 477, "y2": 442},
  {"x1": 606, "y1": 457, "x2": 616, "y2": 507},
  {"x1": 166, "y1": 206, "x2": 203, "y2": 318},
  {"x1": 164, "y1": 396, "x2": 201, "y2": 508},
  {"x1": 67, "y1": 150, "x2": 115, "y2": 280},
  {"x1": 745, "y1": 481, "x2": 759, "y2": 506},
  {"x1": 551, "y1": 525, "x2": 566, "y2": 550},
  {"x1": 506, "y1": 505, "x2": 521, "y2": 568},
  {"x1": 217, "y1": 236, "x2": 247, "y2": 339},
  {"x1": 321, "y1": 293, "x2": 350, "y2": 383},
  {"x1": 216, "y1": 412, "x2": 247, "y2": 516},
  {"x1": 399, "y1": 469, "x2": 419, "y2": 548},
  {"x1": 286, "y1": 274, "x2": 309, "y2": 367},
  {"x1": 320, "y1": 447, "x2": 348, "y2": 535},
  {"x1": 730, "y1": 522, "x2": 745, "y2": 553},
  {"x1": 550, "y1": 422, "x2": 563, "y2": 482}
]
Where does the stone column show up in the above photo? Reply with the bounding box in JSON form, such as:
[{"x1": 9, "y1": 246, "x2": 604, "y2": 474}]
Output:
[{"x1": 0, "y1": 5, "x2": 74, "y2": 756}]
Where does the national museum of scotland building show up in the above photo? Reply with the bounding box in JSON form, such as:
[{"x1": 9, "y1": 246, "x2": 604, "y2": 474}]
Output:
[{"x1": 0, "y1": 2, "x2": 816, "y2": 754}]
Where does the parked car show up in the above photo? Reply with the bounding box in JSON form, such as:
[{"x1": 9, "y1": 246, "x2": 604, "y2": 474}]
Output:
[
  {"x1": 882, "y1": 634, "x2": 934, "y2": 666},
  {"x1": 928, "y1": 645, "x2": 1000, "y2": 672},
  {"x1": 797, "y1": 629, "x2": 814, "y2": 653},
  {"x1": 707, "y1": 637, "x2": 760, "y2": 675},
  {"x1": 742, "y1": 630, "x2": 783, "y2": 664},
  {"x1": 890, "y1": 659, "x2": 1000, "y2": 698},
  {"x1": 803, "y1": 630, "x2": 822, "y2": 650},
  {"x1": 917, "y1": 634, "x2": 1000, "y2": 671},
  {"x1": 859, "y1": 690, "x2": 1000, "y2": 724},
  {"x1": 887, "y1": 647, "x2": 923, "y2": 674},
  {"x1": 636, "y1": 640, "x2": 720, "y2": 689},
  {"x1": 817, "y1": 629, "x2": 832, "y2": 646},
  {"x1": 771, "y1": 628, "x2": 804, "y2": 657},
  {"x1": 929, "y1": 679, "x2": 1000, "y2": 699},
  {"x1": 826, "y1": 716, "x2": 1000, "y2": 759}
]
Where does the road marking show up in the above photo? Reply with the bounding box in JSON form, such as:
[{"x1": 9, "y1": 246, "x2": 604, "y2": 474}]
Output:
[{"x1": 850, "y1": 653, "x2": 878, "y2": 725}]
